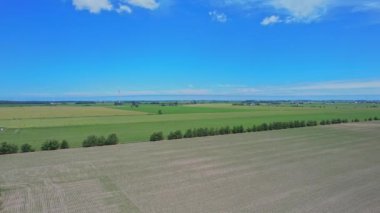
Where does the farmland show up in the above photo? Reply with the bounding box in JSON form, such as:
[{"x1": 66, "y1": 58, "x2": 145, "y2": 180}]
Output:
[
  {"x1": 0, "y1": 103, "x2": 380, "y2": 149},
  {"x1": 1, "y1": 122, "x2": 380, "y2": 212}
]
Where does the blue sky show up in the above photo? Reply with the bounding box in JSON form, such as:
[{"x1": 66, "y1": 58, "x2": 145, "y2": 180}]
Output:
[{"x1": 1, "y1": 0, "x2": 380, "y2": 100}]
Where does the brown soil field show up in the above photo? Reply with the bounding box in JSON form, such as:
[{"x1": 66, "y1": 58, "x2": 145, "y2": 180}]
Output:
[{"x1": 1, "y1": 122, "x2": 379, "y2": 212}]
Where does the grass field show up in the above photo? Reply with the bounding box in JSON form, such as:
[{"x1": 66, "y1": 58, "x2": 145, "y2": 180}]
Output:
[
  {"x1": 0, "y1": 103, "x2": 380, "y2": 149},
  {"x1": 0, "y1": 106, "x2": 145, "y2": 119},
  {"x1": 1, "y1": 122, "x2": 380, "y2": 212}
]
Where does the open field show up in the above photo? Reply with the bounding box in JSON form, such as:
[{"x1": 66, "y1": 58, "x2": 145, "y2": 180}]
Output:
[
  {"x1": 112, "y1": 104, "x2": 252, "y2": 114},
  {"x1": 1, "y1": 122, "x2": 380, "y2": 212},
  {"x1": 0, "y1": 106, "x2": 145, "y2": 120},
  {"x1": 0, "y1": 103, "x2": 380, "y2": 149}
]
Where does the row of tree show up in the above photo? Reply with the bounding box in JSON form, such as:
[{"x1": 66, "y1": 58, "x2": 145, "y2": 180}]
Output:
[
  {"x1": 149, "y1": 117, "x2": 379, "y2": 142},
  {"x1": 41, "y1": 140, "x2": 69, "y2": 150},
  {"x1": 365, "y1": 117, "x2": 379, "y2": 121},
  {"x1": 82, "y1": 134, "x2": 119, "y2": 147},
  {"x1": 0, "y1": 140, "x2": 70, "y2": 155}
]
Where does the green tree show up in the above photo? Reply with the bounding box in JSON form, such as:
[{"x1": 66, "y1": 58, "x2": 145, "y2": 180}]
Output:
[
  {"x1": 150, "y1": 132, "x2": 164, "y2": 141},
  {"x1": 97, "y1": 136, "x2": 106, "y2": 146},
  {"x1": 41, "y1": 140, "x2": 60, "y2": 150},
  {"x1": 0, "y1": 142, "x2": 19, "y2": 155},
  {"x1": 82, "y1": 135, "x2": 98, "y2": 147},
  {"x1": 60, "y1": 140, "x2": 69, "y2": 149},
  {"x1": 105, "y1": 134, "x2": 119, "y2": 145},
  {"x1": 184, "y1": 129, "x2": 193, "y2": 138},
  {"x1": 21, "y1": 143, "x2": 35, "y2": 153},
  {"x1": 167, "y1": 130, "x2": 183, "y2": 140}
]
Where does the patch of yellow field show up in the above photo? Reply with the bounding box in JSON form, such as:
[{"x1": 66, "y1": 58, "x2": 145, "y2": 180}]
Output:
[{"x1": 0, "y1": 106, "x2": 146, "y2": 120}]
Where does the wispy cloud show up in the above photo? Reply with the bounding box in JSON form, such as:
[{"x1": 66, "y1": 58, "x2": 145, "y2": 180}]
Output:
[
  {"x1": 73, "y1": 0, "x2": 113, "y2": 14},
  {"x1": 232, "y1": 80, "x2": 380, "y2": 96},
  {"x1": 16, "y1": 80, "x2": 380, "y2": 99},
  {"x1": 116, "y1": 4, "x2": 133, "y2": 14},
  {"x1": 261, "y1": 15, "x2": 281, "y2": 26},
  {"x1": 209, "y1": 10, "x2": 228, "y2": 23},
  {"x1": 352, "y1": 2, "x2": 380, "y2": 12},
  {"x1": 72, "y1": 0, "x2": 159, "y2": 14},
  {"x1": 126, "y1": 0, "x2": 160, "y2": 10},
  {"x1": 217, "y1": 0, "x2": 380, "y2": 25}
]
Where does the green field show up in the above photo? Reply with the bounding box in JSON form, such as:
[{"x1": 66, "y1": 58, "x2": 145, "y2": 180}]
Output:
[
  {"x1": 0, "y1": 103, "x2": 379, "y2": 149},
  {"x1": 1, "y1": 122, "x2": 380, "y2": 212}
]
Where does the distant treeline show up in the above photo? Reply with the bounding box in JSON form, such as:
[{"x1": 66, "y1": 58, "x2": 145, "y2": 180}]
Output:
[
  {"x1": 0, "y1": 101, "x2": 97, "y2": 105},
  {"x1": 150, "y1": 117, "x2": 379, "y2": 142}
]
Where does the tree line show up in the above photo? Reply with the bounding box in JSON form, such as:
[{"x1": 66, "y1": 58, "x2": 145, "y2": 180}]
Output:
[
  {"x1": 1, "y1": 116, "x2": 379, "y2": 155},
  {"x1": 0, "y1": 139, "x2": 69, "y2": 155},
  {"x1": 150, "y1": 117, "x2": 379, "y2": 142},
  {"x1": 82, "y1": 133, "x2": 119, "y2": 147}
]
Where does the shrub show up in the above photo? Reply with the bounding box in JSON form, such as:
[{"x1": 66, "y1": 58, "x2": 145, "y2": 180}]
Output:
[
  {"x1": 158, "y1": 110, "x2": 163, "y2": 115},
  {"x1": 374, "y1": 116, "x2": 379, "y2": 121},
  {"x1": 208, "y1": 128, "x2": 217, "y2": 136},
  {"x1": 105, "y1": 134, "x2": 119, "y2": 145},
  {"x1": 175, "y1": 130, "x2": 183, "y2": 139},
  {"x1": 0, "y1": 142, "x2": 18, "y2": 155},
  {"x1": 21, "y1": 143, "x2": 35, "y2": 153},
  {"x1": 60, "y1": 140, "x2": 69, "y2": 149},
  {"x1": 331, "y1": 118, "x2": 342, "y2": 124},
  {"x1": 167, "y1": 130, "x2": 183, "y2": 140},
  {"x1": 150, "y1": 132, "x2": 164, "y2": 141},
  {"x1": 193, "y1": 128, "x2": 208, "y2": 137},
  {"x1": 96, "y1": 136, "x2": 106, "y2": 146},
  {"x1": 41, "y1": 140, "x2": 60, "y2": 151},
  {"x1": 257, "y1": 123, "x2": 268, "y2": 131},
  {"x1": 306, "y1": 120, "x2": 318, "y2": 127},
  {"x1": 184, "y1": 129, "x2": 193, "y2": 138},
  {"x1": 82, "y1": 135, "x2": 98, "y2": 147},
  {"x1": 232, "y1": 125, "x2": 244, "y2": 134},
  {"x1": 219, "y1": 126, "x2": 231, "y2": 135}
]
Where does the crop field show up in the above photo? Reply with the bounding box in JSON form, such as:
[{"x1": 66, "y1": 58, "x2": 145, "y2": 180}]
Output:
[
  {"x1": 0, "y1": 103, "x2": 379, "y2": 149},
  {"x1": 1, "y1": 122, "x2": 380, "y2": 212},
  {"x1": 0, "y1": 106, "x2": 145, "y2": 120}
]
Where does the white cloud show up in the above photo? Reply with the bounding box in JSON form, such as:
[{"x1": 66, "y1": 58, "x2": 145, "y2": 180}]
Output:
[
  {"x1": 116, "y1": 4, "x2": 133, "y2": 13},
  {"x1": 292, "y1": 80, "x2": 380, "y2": 90},
  {"x1": 352, "y1": 2, "x2": 380, "y2": 12},
  {"x1": 72, "y1": 0, "x2": 113, "y2": 13},
  {"x1": 219, "y1": 0, "x2": 380, "y2": 25},
  {"x1": 209, "y1": 10, "x2": 228, "y2": 23},
  {"x1": 268, "y1": 0, "x2": 329, "y2": 22},
  {"x1": 261, "y1": 15, "x2": 281, "y2": 25},
  {"x1": 126, "y1": 0, "x2": 160, "y2": 10},
  {"x1": 72, "y1": 0, "x2": 160, "y2": 14},
  {"x1": 232, "y1": 80, "x2": 380, "y2": 96}
]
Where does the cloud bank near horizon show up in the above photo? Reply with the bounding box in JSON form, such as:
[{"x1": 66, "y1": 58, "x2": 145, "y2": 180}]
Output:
[{"x1": 11, "y1": 80, "x2": 380, "y2": 100}]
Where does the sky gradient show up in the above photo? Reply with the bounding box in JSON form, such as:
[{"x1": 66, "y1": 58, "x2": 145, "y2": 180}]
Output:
[{"x1": 1, "y1": 0, "x2": 380, "y2": 100}]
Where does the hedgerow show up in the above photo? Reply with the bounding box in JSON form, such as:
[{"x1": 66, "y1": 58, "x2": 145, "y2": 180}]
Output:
[
  {"x1": 0, "y1": 142, "x2": 18, "y2": 155},
  {"x1": 154, "y1": 117, "x2": 378, "y2": 141},
  {"x1": 82, "y1": 134, "x2": 119, "y2": 147}
]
